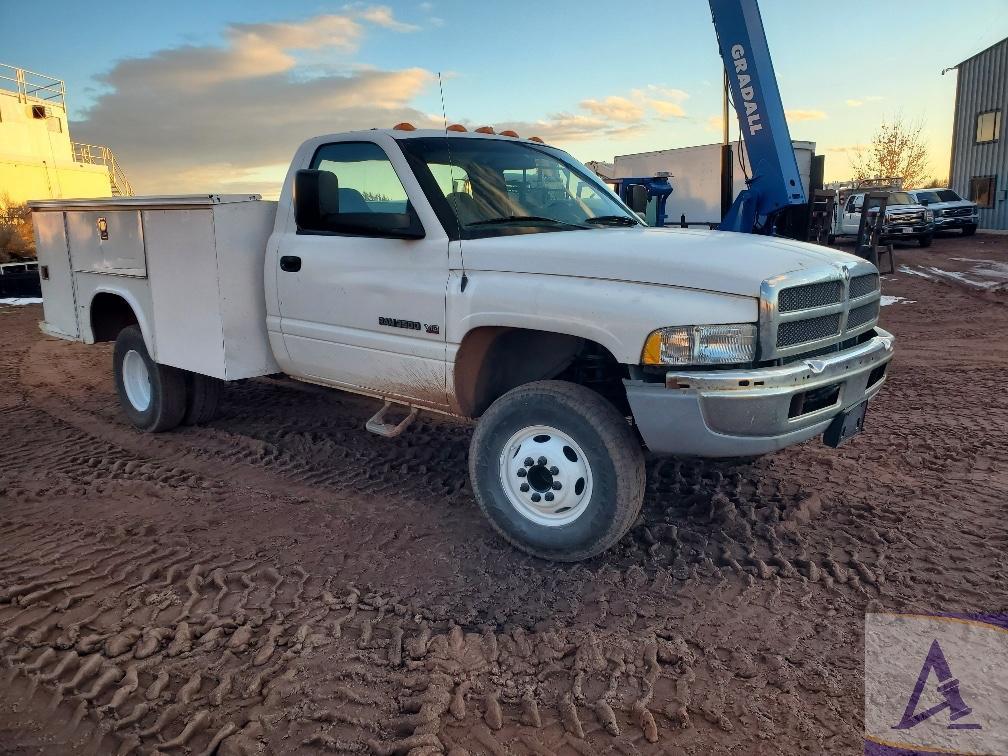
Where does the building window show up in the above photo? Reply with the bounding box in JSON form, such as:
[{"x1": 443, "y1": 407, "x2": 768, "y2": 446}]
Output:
[
  {"x1": 976, "y1": 109, "x2": 1001, "y2": 143},
  {"x1": 969, "y1": 176, "x2": 996, "y2": 209}
]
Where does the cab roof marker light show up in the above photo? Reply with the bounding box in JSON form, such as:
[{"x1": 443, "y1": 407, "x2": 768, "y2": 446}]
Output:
[
  {"x1": 499, "y1": 129, "x2": 519, "y2": 138},
  {"x1": 447, "y1": 124, "x2": 467, "y2": 132},
  {"x1": 528, "y1": 136, "x2": 545, "y2": 144},
  {"x1": 474, "y1": 126, "x2": 495, "y2": 134},
  {"x1": 393, "y1": 122, "x2": 417, "y2": 131}
]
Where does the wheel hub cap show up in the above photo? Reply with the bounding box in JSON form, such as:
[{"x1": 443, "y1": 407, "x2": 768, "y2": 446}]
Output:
[
  {"x1": 499, "y1": 425, "x2": 593, "y2": 526},
  {"x1": 122, "y1": 349, "x2": 152, "y2": 412}
]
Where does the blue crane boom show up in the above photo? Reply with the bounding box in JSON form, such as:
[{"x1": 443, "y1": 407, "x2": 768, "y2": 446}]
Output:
[
  {"x1": 710, "y1": 0, "x2": 806, "y2": 233},
  {"x1": 611, "y1": 0, "x2": 808, "y2": 234}
]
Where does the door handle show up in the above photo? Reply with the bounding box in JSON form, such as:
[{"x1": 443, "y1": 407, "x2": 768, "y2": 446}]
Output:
[{"x1": 280, "y1": 255, "x2": 301, "y2": 272}]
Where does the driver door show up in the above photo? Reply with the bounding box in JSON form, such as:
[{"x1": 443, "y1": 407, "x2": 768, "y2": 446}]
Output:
[
  {"x1": 274, "y1": 140, "x2": 449, "y2": 408},
  {"x1": 841, "y1": 194, "x2": 863, "y2": 235}
]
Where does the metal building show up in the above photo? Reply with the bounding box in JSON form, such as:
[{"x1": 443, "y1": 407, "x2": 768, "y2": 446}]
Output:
[{"x1": 948, "y1": 37, "x2": 1007, "y2": 230}]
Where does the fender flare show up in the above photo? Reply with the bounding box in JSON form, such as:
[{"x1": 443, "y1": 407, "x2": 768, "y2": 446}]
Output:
[{"x1": 86, "y1": 286, "x2": 158, "y2": 361}]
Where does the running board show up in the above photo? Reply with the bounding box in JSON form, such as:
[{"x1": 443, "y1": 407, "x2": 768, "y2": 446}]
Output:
[{"x1": 365, "y1": 401, "x2": 418, "y2": 438}]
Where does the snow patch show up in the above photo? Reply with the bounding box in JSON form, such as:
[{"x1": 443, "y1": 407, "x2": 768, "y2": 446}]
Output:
[
  {"x1": 880, "y1": 295, "x2": 914, "y2": 306},
  {"x1": 0, "y1": 297, "x2": 42, "y2": 306}
]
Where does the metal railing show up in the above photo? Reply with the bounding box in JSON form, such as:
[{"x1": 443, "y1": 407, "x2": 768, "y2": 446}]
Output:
[
  {"x1": 0, "y1": 63, "x2": 66, "y2": 108},
  {"x1": 71, "y1": 142, "x2": 134, "y2": 196}
]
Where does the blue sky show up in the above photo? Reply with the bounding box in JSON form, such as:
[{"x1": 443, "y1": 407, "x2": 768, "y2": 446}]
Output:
[{"x1": 2, "y1": 0, "x2": 1006, "y2": 193}]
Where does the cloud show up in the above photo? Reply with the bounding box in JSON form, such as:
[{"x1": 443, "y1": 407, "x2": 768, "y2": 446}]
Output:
[
  {"x1": 822, "y1": 144, "x2": 866, "y2": 154},
  {"x1": 356, "y1": 6, "x2": 420, "y2": 32},
  {"x1": 847, "y1": 95, "x2": 882, "y2": 107},
  {"x1": 785, "y1": 109, "x2": 827, "y2": 122},
  {"x1": 580, "y1": 86, "x2": 687, "y2": 124},
  {"x1": 75, "y1": 10, "x2": 435, "y2": 194},
  {"x1": 579, "y1": 96, "x2": 645, "y2": 123}
]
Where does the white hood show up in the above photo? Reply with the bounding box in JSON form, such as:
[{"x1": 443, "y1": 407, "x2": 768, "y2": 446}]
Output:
[{"x1": 462, "y1": 226, "x2": 864, "y2": 298}]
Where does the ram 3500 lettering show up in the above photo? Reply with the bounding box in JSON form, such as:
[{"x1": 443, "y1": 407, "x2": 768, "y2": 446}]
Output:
[{"x1": 31, "y1": 128, "x2": 895, "y2": 561}]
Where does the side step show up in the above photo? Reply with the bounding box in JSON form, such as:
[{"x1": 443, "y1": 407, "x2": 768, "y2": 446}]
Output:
[{"x1": 365, "y1": 401, "x2": 418, "y2": 438}]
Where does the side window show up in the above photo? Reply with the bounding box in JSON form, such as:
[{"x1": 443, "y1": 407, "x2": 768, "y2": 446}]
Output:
[
  {"x1": 310, "y1": 142, "x2": 411, "y2": 215},
  {"x1": 846, "y1": 196, "x2": 859, "y2": 213},
  {"x1": 969, "y1": 176, "x2": 996, "y2": 209},
  {"x1": 976, "y1": 110, "x2": 1001, "y2": 144}
]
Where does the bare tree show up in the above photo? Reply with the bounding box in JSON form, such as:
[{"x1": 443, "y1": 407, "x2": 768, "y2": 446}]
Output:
[
  {"x1": 0, "y1": 195, "x2": 35, "y2": 264},
  {"x1": 850, "y1": 117, "x2": 932, "y2": 190}
]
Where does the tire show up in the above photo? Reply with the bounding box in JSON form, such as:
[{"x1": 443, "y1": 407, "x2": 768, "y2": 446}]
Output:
[
  {"x1": 962, "y1": 225, "x2": 977, "y2": 237},
  {"x1": 826, "y1": 234, "x2": 836, "y2": 245},
  {"x1": 113, "y1": 325, "x2": 187, "y2": 432},
  {"x1": 918, "y1": 233, "x2": 933, "y2": 248},
  {"x1": 183, "y1": 373, "x2": 222, "y2": 425},
  {"x1": 469, "y1": 380, "x2": 645, "y2": 561}
]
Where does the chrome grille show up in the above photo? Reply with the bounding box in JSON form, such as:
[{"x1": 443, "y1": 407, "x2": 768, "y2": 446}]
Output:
[
  {"x1": 847, "y1": 300, "x2": 880, "y2": 329},
  {"x1": 887, "y1": 210, "x2": 925, "y2": 225},
  {"x1": 760, "y1": 261, "x2": 882, "y2": 360},
  {"x1": 778, "y1": 280, "x2": 843, "y2": 312},
  {"x1": 849, "y1": 273, "x2": 879, "y2": 299},
  {"x1": 946, "y1": 207, "x2": 973, "y2": 218},
  {"x1": 776, "y1": 313, "x2": 842, "y2": 348}
]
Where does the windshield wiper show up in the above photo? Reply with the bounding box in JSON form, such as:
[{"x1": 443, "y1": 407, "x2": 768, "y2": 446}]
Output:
[
  {"x1": 466, "y1": 215, "x2": 587, "y2": 228},
  {"x1": 584, "y1": 215, "x2": 639, "y2": 226}
]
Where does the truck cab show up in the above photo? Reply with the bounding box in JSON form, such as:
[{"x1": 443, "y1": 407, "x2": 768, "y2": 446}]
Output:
[
  {"x1": 906, "y1": 188, "x2": 979, "y2": 236},
  {"x1": 31, "y1": 127, "x2": 896, "y2": 561},
  {"x1": 833, "y1": 190, "x2": 935, "y2": 247}
]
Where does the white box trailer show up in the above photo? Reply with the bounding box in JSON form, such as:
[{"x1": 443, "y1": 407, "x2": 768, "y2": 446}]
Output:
[
  {"x1": 30, "y1": 195, "x2": 280, "y2": 380},
  {"x1": 612, "y1": 140, "x2": 816, "y2": 225}
]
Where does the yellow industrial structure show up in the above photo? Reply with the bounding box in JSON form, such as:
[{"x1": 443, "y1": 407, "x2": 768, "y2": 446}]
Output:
[{"x1": 0, "y1": 63, "x2": 131, "y2": 206}]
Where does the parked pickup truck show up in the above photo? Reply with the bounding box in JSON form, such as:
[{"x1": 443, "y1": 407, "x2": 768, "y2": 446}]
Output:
[
  {"x1": 905, "y1": 188, "x2": 979, "y2": 236},
  {"x1": 831, "y1": 190, "x2": 935, "y2": 247},
  {"x1": 30, "y1": 127, "x2": 895, "y2": 561}
]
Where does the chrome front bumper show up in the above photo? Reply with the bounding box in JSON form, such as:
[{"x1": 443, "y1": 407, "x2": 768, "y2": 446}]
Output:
[{"x1": 625, "y1": 328, "x2": 895, "y2": 457}]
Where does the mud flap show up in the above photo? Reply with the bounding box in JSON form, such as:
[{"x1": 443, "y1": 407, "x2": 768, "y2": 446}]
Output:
[{"x1": 822, "y1": 400, "x2": 868, "y2": 448}]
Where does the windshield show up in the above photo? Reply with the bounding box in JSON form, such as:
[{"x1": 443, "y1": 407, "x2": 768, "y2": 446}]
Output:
[
  {"x1": 936, "y1": 190, "x2": 961, "y2": 202},
  {"x1": 887, "y1": 192, "x2": 914, "y2": 205},
  {"x1": 397, "y1": 137, "x2": 640, "y2": 238},
  {"x1": 913, "y1": 191, "x2": 941, "y2": 204}
]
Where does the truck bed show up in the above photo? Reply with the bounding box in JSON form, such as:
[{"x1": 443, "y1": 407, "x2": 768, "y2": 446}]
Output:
[{"x1": 29, "y1": 194, "x2": 280, "y2": 381}]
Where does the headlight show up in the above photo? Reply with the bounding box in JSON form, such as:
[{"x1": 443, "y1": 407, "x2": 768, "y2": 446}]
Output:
[
  {"x1": 642, "y1": 324, "x2": 757, "y2": 366},
  {"x1": 924, "y1": 209, "x2": 934, "y2": 221}
]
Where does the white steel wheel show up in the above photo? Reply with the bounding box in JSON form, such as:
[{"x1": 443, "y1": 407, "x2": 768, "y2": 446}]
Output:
[
  {"x1": 122, "y1": 349, "x2": 152, "y2": 412},
  {"x1": 499, "y1": 425, "x2": 594, "y2": 526}
]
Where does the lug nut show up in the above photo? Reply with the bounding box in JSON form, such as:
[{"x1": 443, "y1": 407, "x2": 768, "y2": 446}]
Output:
[
  {"x1": 552, "y1": 481, "x2": 562, "y2": 490},
  {"x1": 537, "y1": 456, "x2": 547, "y2": 466},
  {"x1": 520, "y1": 483, "x2": 530, "y2": 492},
  {"x1": 544, "y1": 492, "x2": 554, "y2": 502},
  {"x1": 524, "y1": 457, "x2": 534, "y2": 467},
  {"x1": 549, "y1": 466, "x2": 559, "y2": 475},
  {"x1": 531, "y1": 493, "x2": 541, "y2": 503},
  {"x1": 516, "y1": 468, "x2": 527, "y2": 477}
]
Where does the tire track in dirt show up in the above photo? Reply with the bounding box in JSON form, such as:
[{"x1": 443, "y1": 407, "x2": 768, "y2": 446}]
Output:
[{"x1": 3, "y1": 233, "x2": 1008, "y2": 755}]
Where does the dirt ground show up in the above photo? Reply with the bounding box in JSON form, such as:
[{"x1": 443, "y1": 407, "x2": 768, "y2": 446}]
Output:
[{"x1": 1, "y1": 232, "x2": 1006, "y2": 756}]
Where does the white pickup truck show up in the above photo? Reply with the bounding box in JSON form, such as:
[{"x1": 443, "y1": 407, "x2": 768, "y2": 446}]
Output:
[{"x1": 30, "y1": 127, "x2": 895, "y2": 561}]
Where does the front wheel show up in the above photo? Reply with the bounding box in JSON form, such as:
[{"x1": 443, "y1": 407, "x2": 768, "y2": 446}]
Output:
[
  {"x1": 469, "y1": 381, "x2": 645, "y2": 561},
  {"x1": 113, "y1": 325, "x2": 187, "y2": 432},
  {"x1": 918, "y1": 233, "x2": 933, "y2": 248},
  {"x1": 962, "y1": 225, "x2": 977, "y2": 237}
]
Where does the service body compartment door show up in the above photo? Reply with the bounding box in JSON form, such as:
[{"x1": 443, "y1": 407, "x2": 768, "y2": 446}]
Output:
[
  {"x1": 143, "y1": 209, "x2": 227, "y2": 378},
  {"x1": 66, "y1": 210, "x2": 146, "y2": 276},
  {"x1": 33, "y1": 211, "x2": 79, "y2": 339}
]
